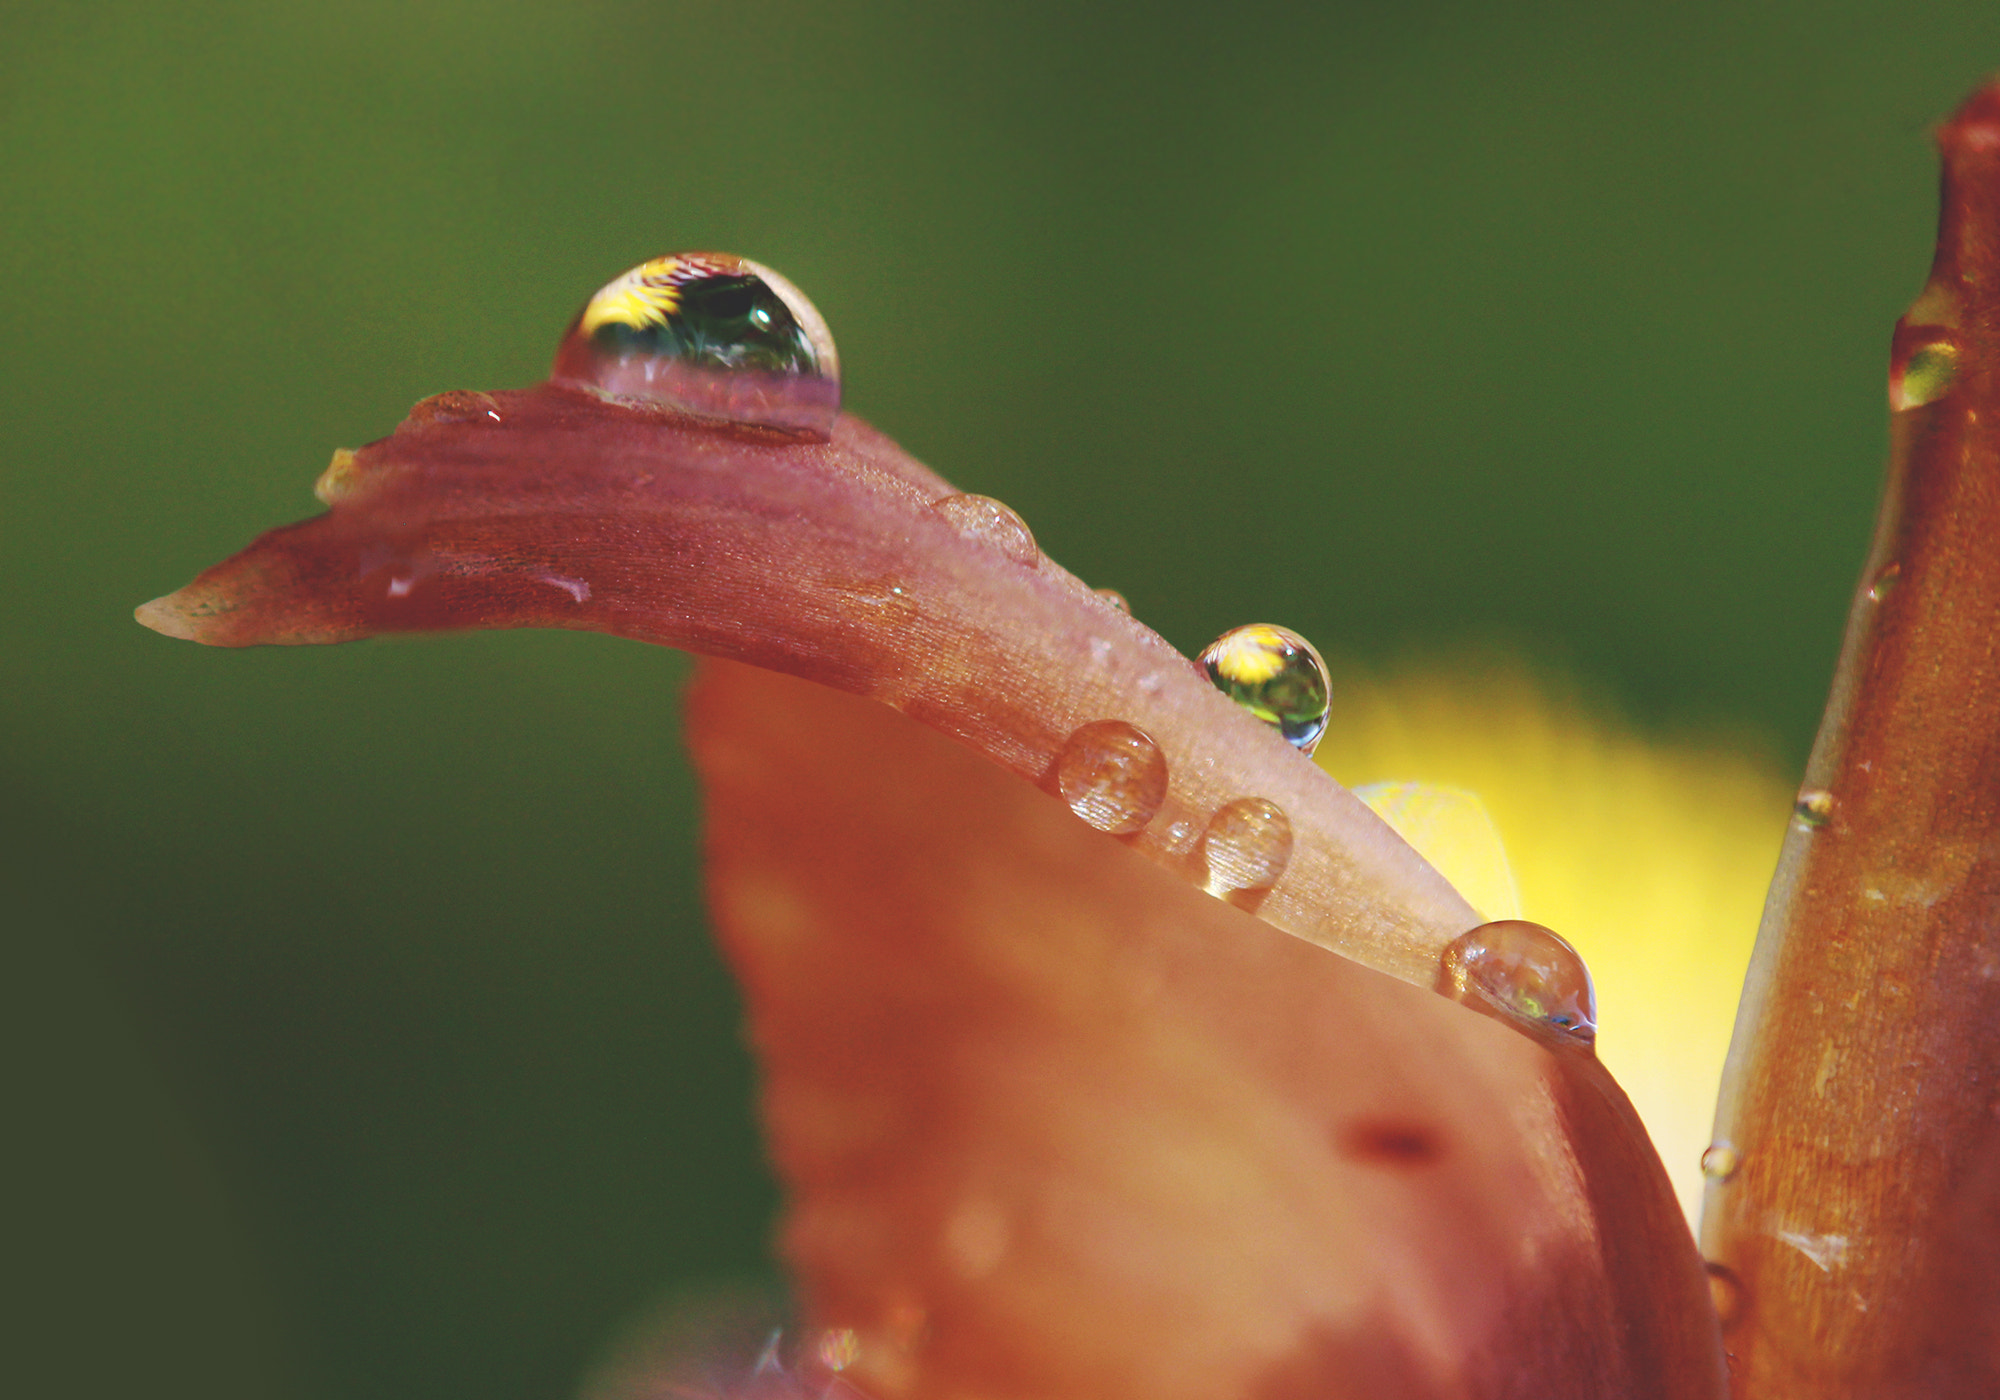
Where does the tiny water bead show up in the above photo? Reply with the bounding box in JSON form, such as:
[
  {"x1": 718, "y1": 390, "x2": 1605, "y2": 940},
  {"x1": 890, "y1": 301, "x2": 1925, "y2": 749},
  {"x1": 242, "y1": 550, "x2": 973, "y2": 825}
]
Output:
[
  {"x1": 402, "y1": 389, "x2": 503, "y2": 427},
  {"x1": 1054, "y1": 720, "x2": 1169, "y2": 835},
  {"x1": 1867, "y1": 560, "x2": 1901, "y2": 602},
  {"x1": 1437, "y1": 919, "x2": 1597, "y2": 1045},
  {"x1": 1793, "y1": 789, "x2": 1835, "y2": 831},
  {"x1": 1197, "y1": 797, "x2": 1294, "y2": 904},
  {"x1": 551, "y1": 252, "x2": 840, "y2": 436},
  {"x1": 1198, "y1": 624, "x2": 1331, "y2": 755},
  {"x1": 1094, "y1": 587, "x2": 1131, "y2": 613},
  {"x1": 1890, "y1": 333, "x2": 1960, "y2": 410},
  {"x1": 931, "y1": 494, "x2": 1040, "y2": 566},
  {"x1": 1700, "y1": 1140, "x2": 1741, "y2": 1183}
]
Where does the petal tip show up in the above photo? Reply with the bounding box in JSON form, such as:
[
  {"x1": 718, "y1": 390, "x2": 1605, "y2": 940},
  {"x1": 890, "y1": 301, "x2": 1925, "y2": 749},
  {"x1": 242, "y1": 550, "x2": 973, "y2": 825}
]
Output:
[{"x1": 134, "y1": 590, "x2": 206, "y2": 642}]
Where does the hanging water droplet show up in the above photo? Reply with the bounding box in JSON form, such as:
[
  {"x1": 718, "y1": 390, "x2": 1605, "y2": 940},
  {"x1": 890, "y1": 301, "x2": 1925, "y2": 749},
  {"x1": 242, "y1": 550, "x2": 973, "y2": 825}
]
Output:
[
  {"x1": 1704, "y1": 1260, "x2": 1746, "y2": 1330},
  {"x1": 1095, "y1": 587, "x2": 1131, "y2": 613},
  {"x1": 314, "y1": 448, "x2": 364, "y2": 505},
  {"x1": 1891, "y1": 333, "x2": 1959, "y2": 410},
  {"x1": 1793, "y1": 789, "x2": 1834, "y2": 831},
  {"x1": 1700, "y1": 1140, "x2": 1741, "y2": 1183},
  {"x1": 551, "y1": 252, "x2": 840, "y2": 436},
  {"x1": 932, "y1": 494, "x2": 1039, "y2": 566},
  {"x1": 1054, "y1": 720, "x2": 1168, "y2": 835},
  {"x1": 1197, "y1": 797, "x2": 1294, "y2": 904},
  {"x1": 1438, "y1": 919, "x2": 1597, "y2": 1045},
  {"x1": 1867, "y1": 561, "x2": 1901, "y2": 602},
  {"x1": 1198, "y1": 624, "x2": 1331, "y2": 755}
]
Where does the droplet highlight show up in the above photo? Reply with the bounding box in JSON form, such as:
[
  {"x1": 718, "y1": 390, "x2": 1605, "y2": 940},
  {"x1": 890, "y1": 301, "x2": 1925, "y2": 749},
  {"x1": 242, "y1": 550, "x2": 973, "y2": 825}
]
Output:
[
  {"x1": 1095, "y1": 587, "x2": 1131, "y2": 613},
  {"x1": 552, "y1": 252, "x2": 840, "y2": 436},
  {"x1": 1198, "y1": 624, "x2": 1331, "y2": 755},
  {"x1": 1437, "y1": 919, "x2": 1597, "y2": 1045},
  {"x1": 1700, "y1": 1141, "x2": 1741, "y2": 1183},
  {"x1": 1793, "y1": 789, "x2": 1834, "y2": 831},
  {"x1": 932, "y1": 494, "x2": 1039, "y2": 566},
  {"x1": 1054, "y1": 720, "x2": 1168, "y2": 835},
  {"x1": 1197, "y1": 797, "x2": 1294, "y2": 904},
  {"x1": 1891, "y1": 334, "x2": 1959, "y2": 411},
  {"x1": 1867, "y1": 561, "x2": 1901, "y2": 602}
]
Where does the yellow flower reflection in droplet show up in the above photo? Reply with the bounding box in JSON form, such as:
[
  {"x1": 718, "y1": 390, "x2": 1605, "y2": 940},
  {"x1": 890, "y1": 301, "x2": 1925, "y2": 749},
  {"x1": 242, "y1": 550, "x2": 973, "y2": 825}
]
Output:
[{"x1": 1316, "y1": 655, "x2": 1789, "y2": 1220}]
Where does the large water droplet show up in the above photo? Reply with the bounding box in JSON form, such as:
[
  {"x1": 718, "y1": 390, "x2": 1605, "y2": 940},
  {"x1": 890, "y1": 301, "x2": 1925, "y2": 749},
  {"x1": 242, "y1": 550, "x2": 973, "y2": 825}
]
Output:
[
  {"x1": 1198, "y1": 624, "x2": 1331, "y2": 755},
  {"x1": 551, "y1": 252, "x2": 840, "y2": 436},
  {"x1": 932, "y1": 494, "x2": 1039, "y2": 566},
  {"x1": 1438, "y1": 919, "x2": 1597, "y2": 1045},
  {"x1": 1793, "y1": 789, "x2": 1834, "y2": 831},
  {"x1": 1054, "y1": 720, "x2": 1168, "y2": 835},
  {"x1": 1891, "y1": 334, "x2": 1959, "y2": 410},
  {"x1": 1197, "y1": 797, "x2": 1294, "y2": 904},
  {"x1": 1700, "y1": 1141, "x2": 1741, "y2": 1183}
]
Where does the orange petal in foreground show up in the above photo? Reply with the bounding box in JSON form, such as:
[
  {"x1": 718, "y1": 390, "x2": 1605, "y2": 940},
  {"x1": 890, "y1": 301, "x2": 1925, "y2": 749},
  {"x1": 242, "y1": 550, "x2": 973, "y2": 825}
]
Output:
[{"x1": 137, "y1": 257, "x2": 1723, "y2": 1390}]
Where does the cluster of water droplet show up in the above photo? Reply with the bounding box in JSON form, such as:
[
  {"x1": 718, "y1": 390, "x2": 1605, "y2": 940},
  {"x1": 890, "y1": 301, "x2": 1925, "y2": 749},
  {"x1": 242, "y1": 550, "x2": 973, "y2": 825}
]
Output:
[
  {"x1": 1198, "y1": 624, "x2": 1332, "y2": 755},
  {"x1": 552, "y1": 252, "x2": 841, "y2": 437}
]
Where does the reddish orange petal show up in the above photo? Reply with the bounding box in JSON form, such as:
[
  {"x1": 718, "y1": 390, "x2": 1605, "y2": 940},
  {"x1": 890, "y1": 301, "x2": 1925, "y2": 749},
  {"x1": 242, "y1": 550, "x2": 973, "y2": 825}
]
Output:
[{"x1": 690, "y1": 659, "x2": 1724, "y2": 1399}]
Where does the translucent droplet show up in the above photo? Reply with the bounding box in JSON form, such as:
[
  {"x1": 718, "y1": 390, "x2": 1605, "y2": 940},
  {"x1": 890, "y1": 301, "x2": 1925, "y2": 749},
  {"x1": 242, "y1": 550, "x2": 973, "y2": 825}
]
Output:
[
  {"x1": 1705, "y1": 1260, "x2": 1746, "y2": 1330},
  {"x1": 1793, "y1": 789, "x2": 1834, "y2": 831},
  {"x1": 1095, "y1": 587, "x2": 1131, "y2": 613},
  {"x1": 932, "y1": 494, "x2": 1039, "y2": 566},
  {"x1": 1198, "y1": 624, "x2": 1331, "y2": 755},
  {"x1": 314, "y1": 447, "x2": 364, "y2": 505},
  {"x1": 403, "y1": 389, "x2": 503, "y2": 427},
  {"x1": 551, "y1": 252, "x2": 840, "y2": 436},
  {"x1": 1438, "y1": 919, "x2": 1597, "y2": 1045},
  {"x1": 1867, "y1": 561, "x2": 1901, "y2": 602},
  {"x1": 1891, "y1": 335, "x2": 1959, "y2": 410},
  {"x1": 1197, "y1": 797, "x2": 1294, "y2": 903},
  {"x1": 1054, "y1": 720, "x2": 1168, "y2": 835},
  {"x1": 1700, "y1": 1141, "x2": 1741, "y2": 1182}
]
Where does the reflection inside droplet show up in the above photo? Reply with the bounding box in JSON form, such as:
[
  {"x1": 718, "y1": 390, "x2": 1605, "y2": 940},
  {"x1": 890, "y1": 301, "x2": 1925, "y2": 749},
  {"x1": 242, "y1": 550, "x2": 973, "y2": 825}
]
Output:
[
  {"x1": 932, "y1": 494, "x2": 1040, "y2": 566},
  {"x1": 1438, "y1": 919, "x2": 1597, "y2": 1045},
  {"x1": 1700, "y1": 1141, "x2": 1741, "y2": 1183},
  {"x1": 1198, "y1": 624, "x2": 1331, "y2": 755},
  {"x1": 1198, "y1": 797, "x2": 1294, "y2": 904},
  {"x1": 1054, "y1": 720, "x2": 1168, "y2": 835},
  {"x1": 1793, "y1": 789, "x2": 1834, "y2": 831},
  {"x1": 552, "y1": 252, "x2": 840, "y2": 436},
  {"x1": 1891, "y1": 333, "x2": 1959, "y2": 410},
  {"x1": 1867, "y1": 561, "x2": 1901, "y2": 603}
]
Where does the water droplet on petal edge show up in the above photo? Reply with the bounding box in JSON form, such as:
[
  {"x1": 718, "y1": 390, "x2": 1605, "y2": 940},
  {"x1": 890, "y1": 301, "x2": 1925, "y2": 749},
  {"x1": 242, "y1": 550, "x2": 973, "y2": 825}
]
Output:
[
  {"x1": 1438, "y1": 919, "x2": 1597, "y2": 1046},
  {"x1": 1700, "y1": 1141, "x2": 1741, "y2": 1182},
  {"x1": 552, "y1": 252, "x2": 840, "y2": 436},
  {"x1": 1197, "y1": 797, "x2": 1294, "y2": 905},
  {"x1": 1198, "y1": 624, "x2": 1331, "y2": 755},
  {"x1": 1891, "y1": 333, "x2": 1959, "y2": 411},
  {"x1": 1054, "y1": 720, "x2": 1168, "y2": 835},
  {"x1": 1793, "y1": 789, "x2": 1834, "y2": 830},
  {"x1": 932, "y1": 493, "x2": 1039, "y2": 566}
]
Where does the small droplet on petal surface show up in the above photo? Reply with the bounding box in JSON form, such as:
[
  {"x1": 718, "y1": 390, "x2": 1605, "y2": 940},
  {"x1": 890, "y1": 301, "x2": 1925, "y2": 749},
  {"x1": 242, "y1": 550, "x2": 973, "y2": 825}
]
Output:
[
  {"x1": 1438, "y1": 919, "x2": 1597, "y2": 1045},
  {"x1": 1094, "y1": 587, "x2": 1131, "y2": 613},
  {"x1": 1793, "y1": 789, "x2": 1834, "y2": 830},
  {"x1": 1705, "y1": 1261, "x2": 1746, "y2": 1330},
  {"x1": 313, "y1": 448, "x2": 363, "y2": 505},
  {"x1": 551, "y1": 252, "x2": 840, "y2": 436},
  {"x1": 1700, "y1": 1141, "x2": 1741, "y2": 1182},
  {"x1": 931, "y1": 494, "x2": 1039, "y2": 566},
  {"x1": 1867, "y1": 561, "x2": 1901, "y2": 602},
  {"x1": 1890, "y1": 334, "x2": 1959, "y2": 410},
  {"x1": 1198, "y1": 624, "x2": 1331, "y2": 755},
  {"x1": 1197, "y1": 797, "x2": 1294, "y2": 903},
  {"x1": 402, "y1": 389, "x2": 503, "y2": 427},
  {"x1": 1054, "y1": 720, "x2": 1168, "y2": 835}
]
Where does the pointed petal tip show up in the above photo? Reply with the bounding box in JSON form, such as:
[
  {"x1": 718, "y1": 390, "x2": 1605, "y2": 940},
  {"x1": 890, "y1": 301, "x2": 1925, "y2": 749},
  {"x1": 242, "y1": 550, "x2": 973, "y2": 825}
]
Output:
[{"x1": 134, "y1": 590, "x2": 206, "y2": 642}]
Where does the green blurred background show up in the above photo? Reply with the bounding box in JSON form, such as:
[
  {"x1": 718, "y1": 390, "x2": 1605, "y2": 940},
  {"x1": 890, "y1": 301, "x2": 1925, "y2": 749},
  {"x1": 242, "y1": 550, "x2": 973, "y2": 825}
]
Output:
[{"x1": 7, "y1": 2, "x2": 1997, "y2": 1396}]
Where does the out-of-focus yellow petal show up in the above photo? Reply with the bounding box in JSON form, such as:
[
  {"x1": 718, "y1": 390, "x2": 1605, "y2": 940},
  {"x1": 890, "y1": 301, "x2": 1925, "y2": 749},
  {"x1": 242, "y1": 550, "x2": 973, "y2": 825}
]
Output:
[{"x1": 1319, "y1": 657, "x2": 1790, "y2": 1221}]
